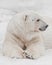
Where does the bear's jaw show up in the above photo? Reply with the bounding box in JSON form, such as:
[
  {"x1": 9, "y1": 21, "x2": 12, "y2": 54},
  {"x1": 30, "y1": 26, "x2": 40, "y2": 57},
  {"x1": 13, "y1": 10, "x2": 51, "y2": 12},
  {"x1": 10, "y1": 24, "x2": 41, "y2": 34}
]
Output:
[{"x1": 34, "y1": 29, "x2": 40, "y2": 32}]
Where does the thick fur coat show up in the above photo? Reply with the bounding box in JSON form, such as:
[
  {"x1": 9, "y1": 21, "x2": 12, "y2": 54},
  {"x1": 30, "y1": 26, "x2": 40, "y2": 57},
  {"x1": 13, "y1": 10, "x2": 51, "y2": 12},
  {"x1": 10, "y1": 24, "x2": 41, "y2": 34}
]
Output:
[{"x1": 3, "y1": 10, "x2": 48, "y2": 59}]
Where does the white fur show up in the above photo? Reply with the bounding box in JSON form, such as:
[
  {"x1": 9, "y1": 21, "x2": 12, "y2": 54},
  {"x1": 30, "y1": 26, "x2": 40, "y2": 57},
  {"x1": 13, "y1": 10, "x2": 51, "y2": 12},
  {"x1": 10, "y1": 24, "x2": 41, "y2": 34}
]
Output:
[{"x1": 3, "y1": 10, "x2": 46, "y2": 59}]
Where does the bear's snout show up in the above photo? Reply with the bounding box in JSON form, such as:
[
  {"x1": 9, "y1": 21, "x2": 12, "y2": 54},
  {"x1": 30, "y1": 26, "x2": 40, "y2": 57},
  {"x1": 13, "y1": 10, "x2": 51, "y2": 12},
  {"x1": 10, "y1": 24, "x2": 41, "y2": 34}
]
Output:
[{"x1": 39, "y1": 24, "x2": 48, "y2": 31}]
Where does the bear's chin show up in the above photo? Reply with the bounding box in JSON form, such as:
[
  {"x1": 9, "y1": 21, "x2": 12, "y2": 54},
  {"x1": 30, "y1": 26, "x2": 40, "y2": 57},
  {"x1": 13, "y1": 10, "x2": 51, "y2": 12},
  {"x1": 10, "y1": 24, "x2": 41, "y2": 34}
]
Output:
[{"x1": 34, "y1": 30, "x2": 40, "y2": 32}]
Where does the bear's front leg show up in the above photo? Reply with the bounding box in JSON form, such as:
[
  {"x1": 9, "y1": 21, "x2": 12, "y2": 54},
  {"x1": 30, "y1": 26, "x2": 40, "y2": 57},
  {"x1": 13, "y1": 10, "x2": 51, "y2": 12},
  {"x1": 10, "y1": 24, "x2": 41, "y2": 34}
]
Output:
[
  {"x1": 25, "y1": 42, "x2": 45, "y2": 59},
  {"x1": 3, "y1": 42, "x2": 24, "y2": 59}
]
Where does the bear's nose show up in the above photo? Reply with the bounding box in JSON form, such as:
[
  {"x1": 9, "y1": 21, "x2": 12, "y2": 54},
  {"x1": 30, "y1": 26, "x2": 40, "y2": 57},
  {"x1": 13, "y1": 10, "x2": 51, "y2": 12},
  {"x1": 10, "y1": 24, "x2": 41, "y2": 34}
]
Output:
[{"x1": 45, "y1": 25, "x2": 48, "y2": 28}]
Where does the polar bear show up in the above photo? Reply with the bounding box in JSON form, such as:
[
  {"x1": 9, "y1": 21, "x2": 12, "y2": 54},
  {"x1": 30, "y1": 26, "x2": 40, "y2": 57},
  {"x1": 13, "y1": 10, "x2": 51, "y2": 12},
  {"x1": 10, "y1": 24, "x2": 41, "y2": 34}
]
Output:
[{"x1": 3, "y1": 10, "x2": 48, "y2": 59}]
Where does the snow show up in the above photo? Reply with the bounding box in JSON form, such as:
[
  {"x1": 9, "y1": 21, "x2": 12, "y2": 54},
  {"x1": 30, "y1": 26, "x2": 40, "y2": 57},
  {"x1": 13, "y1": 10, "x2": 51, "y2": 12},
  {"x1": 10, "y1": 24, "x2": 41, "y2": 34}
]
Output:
[
  {"x1": 0, "y1": 49, "x2": 52, "y2": 65},
  {"x1": 0, "y1": 0, "x2": 52, "y2": 17}
]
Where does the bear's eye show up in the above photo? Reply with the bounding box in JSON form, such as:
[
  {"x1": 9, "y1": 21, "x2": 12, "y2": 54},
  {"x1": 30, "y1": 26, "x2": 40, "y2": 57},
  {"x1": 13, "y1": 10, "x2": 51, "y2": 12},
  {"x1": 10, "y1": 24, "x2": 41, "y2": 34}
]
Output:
[{"x1": 37, "y1": 19, "x2": 40, "y2": 22}]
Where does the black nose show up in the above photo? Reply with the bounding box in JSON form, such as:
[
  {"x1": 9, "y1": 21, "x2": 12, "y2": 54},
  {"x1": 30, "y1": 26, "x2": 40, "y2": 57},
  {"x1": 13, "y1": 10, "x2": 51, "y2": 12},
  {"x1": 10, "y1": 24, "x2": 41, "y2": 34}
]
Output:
[{"x1": 45, "y1": 25, "x2": 48, "y2": 28}]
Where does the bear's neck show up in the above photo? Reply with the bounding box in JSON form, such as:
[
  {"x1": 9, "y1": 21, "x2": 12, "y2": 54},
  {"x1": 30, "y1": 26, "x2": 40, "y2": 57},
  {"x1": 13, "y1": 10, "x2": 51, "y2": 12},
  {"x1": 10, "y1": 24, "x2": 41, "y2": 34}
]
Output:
[{"x1": 25, "y1": 31, "x2": 41, "y2": 42}]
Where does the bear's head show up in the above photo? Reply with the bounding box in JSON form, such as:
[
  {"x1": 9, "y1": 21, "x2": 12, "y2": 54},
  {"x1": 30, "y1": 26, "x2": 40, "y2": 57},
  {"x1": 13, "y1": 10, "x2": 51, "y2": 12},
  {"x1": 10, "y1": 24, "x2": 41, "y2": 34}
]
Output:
[{"x1": 24, "y1": 12, "x2": 48, "y2": 32}]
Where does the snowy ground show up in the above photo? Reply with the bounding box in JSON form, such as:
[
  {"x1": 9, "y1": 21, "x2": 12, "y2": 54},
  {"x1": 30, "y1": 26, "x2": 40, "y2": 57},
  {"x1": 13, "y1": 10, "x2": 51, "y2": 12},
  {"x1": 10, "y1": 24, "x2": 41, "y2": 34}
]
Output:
[{"x1": 0, "y1": 49, "x2": 52, "y2": 65}]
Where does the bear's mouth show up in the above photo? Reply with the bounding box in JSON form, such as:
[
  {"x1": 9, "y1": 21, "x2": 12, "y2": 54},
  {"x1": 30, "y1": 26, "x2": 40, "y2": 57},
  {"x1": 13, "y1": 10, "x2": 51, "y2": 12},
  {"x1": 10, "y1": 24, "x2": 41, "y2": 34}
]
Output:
[{"x1": 39, "y1": 28, "x2": 47, "y2": 31}]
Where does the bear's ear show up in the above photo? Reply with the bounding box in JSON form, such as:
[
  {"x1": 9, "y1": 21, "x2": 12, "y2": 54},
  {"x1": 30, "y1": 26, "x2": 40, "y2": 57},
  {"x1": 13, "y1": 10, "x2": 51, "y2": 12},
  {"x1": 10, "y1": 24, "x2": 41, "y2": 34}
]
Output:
[{"x1": 24, "y1": 15, "x2": 28, "y2": 21}]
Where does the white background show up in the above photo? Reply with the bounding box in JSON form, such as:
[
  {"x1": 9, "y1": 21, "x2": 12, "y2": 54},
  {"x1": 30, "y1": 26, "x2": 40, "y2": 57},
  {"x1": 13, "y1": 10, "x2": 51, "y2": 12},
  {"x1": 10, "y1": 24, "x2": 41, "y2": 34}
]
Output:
[{"x1": 0, "y1": 0, "x2": 52, "y2": 17}]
